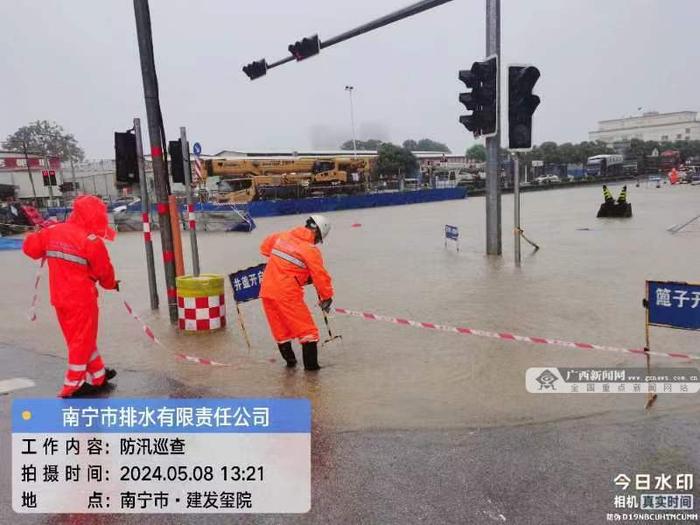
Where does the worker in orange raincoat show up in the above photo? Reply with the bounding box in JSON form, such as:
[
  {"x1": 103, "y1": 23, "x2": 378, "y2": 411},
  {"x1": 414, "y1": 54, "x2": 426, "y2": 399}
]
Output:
[
  {"x1": 23, "y1": 195, "x2": 119, "y2": 397},
  {"x1": 260, "y1": 215, "x2": 333, "y2": 370}
]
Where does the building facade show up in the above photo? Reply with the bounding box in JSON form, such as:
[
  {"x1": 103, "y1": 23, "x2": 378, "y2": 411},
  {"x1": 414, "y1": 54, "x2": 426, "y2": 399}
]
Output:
[{"x1": 589, "y1": 111, "x2": 700, "y2": 144}]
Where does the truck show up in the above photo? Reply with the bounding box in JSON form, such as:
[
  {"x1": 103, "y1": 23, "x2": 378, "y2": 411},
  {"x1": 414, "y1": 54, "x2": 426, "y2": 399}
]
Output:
[
  {"x1": 659, "y1": 150, "x2": 681, "y2": 172},
  {"x1": 206, "y1": 156, "x2": 372, "y2": 203},
  {"x1": 585, "y1": 154, "x2": 624, "y2": 178}
]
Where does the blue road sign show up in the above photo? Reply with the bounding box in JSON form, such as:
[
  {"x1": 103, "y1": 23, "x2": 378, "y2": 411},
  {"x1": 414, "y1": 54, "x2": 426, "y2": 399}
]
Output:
[
  {"x1": 193, "y1": 142, "x2": 202, "y2": 156},
  {"x1": 648, "y1": 280, "x2": 700, "y2": 331},
  {"x1": 229, "y1": 263, "x2": 266, "y2": 303},
  {"x1": 445, "y1": 224, "x2": 459, "y2": 241}
]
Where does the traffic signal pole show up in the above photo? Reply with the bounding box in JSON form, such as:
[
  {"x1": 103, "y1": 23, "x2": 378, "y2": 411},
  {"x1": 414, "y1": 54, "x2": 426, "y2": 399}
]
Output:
[
  {"x1": 180, "y1": 127, "x2": 200, "y2": 277},
  {"x1": 485, "y1": 0, "x2": 501, "y2": 255},
  {"x1": 134, "y1": 117, "x2": 159, "y2": 310},
  {"x1": 245, "y1": 0, "x2": 455, "y2": 76},
  {"x1": 513, "y1": 154, "x2": 521, "y2": 266},
  {"x1": 133, "y1": 0, "x2": 178, "y2": 323}
]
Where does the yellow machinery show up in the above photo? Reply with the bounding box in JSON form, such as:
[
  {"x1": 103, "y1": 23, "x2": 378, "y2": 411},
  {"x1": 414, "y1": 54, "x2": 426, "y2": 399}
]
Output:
[{"x1": 206, "y1": 156, "x2": 373, "y2": 203}]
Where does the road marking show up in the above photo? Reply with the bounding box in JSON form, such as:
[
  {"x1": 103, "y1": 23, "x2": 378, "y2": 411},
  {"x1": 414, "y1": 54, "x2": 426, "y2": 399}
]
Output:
[{"x1": 0, "y1": 378, "x2": 36, "y2": 394}]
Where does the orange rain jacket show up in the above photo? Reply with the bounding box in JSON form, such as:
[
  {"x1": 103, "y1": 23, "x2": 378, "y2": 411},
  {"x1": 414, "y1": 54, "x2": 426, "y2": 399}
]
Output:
[
  {"x1": 23, "y1": 195, "x2": 118, "y2": 307},
  {"x1": 259, "y1": 227, "x2": 333, "y2": 343},
  {"x1": 260, "y1": 227, "x2": 333, "y2": 302}
]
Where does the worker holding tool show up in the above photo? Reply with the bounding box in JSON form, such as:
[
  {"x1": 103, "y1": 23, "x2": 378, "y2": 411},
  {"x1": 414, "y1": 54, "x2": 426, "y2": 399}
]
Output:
[
  {"x1": 259, "y1": 215, "x2": 334, "y2": 371},
  {"x1": 23, "y1": 195, "x2": 119, "y2": 397}
]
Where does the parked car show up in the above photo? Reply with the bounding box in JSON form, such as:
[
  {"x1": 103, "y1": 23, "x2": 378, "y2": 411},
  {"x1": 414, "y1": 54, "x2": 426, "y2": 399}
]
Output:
[
  {"x1": 691, "y1": 174, "x2": 700, "y2": 186},
  {"x1": 534, "y1": 175, "x2": 560, "y2": 185}
]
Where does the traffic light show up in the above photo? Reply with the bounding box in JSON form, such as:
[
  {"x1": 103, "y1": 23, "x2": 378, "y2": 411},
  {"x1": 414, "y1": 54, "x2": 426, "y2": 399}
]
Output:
[
  {"x1": 288, "y1": 34, "x2": 320, "y2": 61},
  {"x1": 168, "y1": 140, "x2": 185, "y2": 184},
  {"x1": 114, "y1": 131, "x2": 138, "y2": 183},
  {"x1": 508, "y1": 65, "x2": 540, "y2": 150},
  {"x1": 243, "y1": 59, "x2": 268, "y2": 80},
  {"x1": 458, "y1": 55, "x2": 498, "y2": 138},
  {"x1": 41, "y1": 170, "x2": 57, "y2": 186}
]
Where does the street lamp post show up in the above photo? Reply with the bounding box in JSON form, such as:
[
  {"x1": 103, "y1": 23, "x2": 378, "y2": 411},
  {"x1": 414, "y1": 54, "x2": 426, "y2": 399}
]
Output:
[{"x1": 345, "y1": 85, "x2": 357, "y2": 157}]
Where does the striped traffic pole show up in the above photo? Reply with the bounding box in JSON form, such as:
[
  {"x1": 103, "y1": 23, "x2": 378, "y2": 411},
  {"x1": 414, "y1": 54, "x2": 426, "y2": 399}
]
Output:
[
  {"x1": 180, "y1": 129, "x2": 200, "y2": 277},
  {"x1": 134, "y1": 117, "x2": 159, "y2": 310}
]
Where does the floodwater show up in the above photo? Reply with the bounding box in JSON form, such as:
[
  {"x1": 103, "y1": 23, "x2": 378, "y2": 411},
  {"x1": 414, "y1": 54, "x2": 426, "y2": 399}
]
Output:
[{"x1": 2, "y1": 181, "x2": 699, "y2": 433}]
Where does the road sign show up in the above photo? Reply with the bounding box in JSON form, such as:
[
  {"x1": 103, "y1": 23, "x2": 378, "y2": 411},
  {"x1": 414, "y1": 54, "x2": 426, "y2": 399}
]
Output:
[
  {"x1": 193, "y1": 142, "x2": 202, "y2": 156},
  {"x1": 647, "y1": 281, "x2": 700, "y2": 331},
  {"x1": 445, "y1": 224, "x2": 459, "y2": 251},
  {"x1": 532, "y1": 160, "x2": 544, "y2": 167}
]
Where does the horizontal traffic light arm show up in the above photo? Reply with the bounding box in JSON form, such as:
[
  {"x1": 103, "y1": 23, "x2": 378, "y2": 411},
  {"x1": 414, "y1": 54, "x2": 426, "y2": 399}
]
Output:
[{"x1": 242, "y1": 0, "x2": 455, "y2": 79}]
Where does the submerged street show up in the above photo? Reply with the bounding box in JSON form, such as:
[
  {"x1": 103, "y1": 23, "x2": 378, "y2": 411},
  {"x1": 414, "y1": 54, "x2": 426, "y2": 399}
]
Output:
[{"x1": 1, "y1": 182, "x2": 699, "y2": 523}]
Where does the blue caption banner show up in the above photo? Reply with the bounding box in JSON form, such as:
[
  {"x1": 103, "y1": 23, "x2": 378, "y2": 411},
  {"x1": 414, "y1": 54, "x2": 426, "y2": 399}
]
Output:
[
  {"x1": 445, "y1": 224, "x2": 459, "y2": 240},
  {"x1": 12, "y1": 398, "x2": 310, "y2": 433},
  {"x1": 229, "y1": 263, "x2": 266, "y2": 303},
  {"x1": 648, "y1": 281, "x2": 700, "y2": 331}
]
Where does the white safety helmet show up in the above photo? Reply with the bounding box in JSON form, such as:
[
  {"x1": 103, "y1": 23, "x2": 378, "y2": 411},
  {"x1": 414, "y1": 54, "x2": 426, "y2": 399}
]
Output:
[{"x1": 307, "y1": 214, "x2": 331, "y2": 243}]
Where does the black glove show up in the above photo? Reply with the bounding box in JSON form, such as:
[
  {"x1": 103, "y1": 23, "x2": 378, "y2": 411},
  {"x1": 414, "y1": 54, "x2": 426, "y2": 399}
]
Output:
[
  {"x1": 114, "y1": 280, "x2": 121, "y2": 292},
  {"x1": 319, "y1": 298, "x2": 333, "y2": 313}
]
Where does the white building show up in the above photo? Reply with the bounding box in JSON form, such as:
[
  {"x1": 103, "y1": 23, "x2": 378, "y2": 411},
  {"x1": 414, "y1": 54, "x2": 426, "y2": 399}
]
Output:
[{"x1": 589, "y1": 111, "x2": 700, "y2": 144}]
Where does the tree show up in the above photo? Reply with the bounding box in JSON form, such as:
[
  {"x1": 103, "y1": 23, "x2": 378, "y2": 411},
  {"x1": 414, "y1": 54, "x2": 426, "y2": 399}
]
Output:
[
  {"x1": 2, "y1": 120, "x2": 84, "y2": 161},
  {"x1": 402, "y1": 138, "x2": 450, "y2": 153},
  {"x1": 465, "y1": 144, "x2": 486, "y2": 162},
  {"x1": 340, "y1": 138, "x2": 384, "y2": 151},
  {"x1": 402, "y1": 139, "x2": 418, "y2": 150},
  {"x1": 374, "y1": 143, "x2": 418, "y2": 178}
]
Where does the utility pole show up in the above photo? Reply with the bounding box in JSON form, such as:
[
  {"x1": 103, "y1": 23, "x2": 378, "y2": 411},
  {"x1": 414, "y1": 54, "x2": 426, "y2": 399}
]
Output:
[
  {"x1": 134, "y1": 0, "x2": 178, "y2": 323},
  {"x1": 513, "y1": 154, "x2": 521, "y2": 266},
  {"x1": 135, "y1": 117, "x2": 159, "y2": 310},
  {"x1": 180, "y1": 127, "x2": 200, "y2": 276},
  {"x1": 22, "y1": 142, "x2": 38, "y2": 206},
  {"x1": 69, "y1": 158, "x2": 77, "y2": 195},
  {"x1": 345, "y1": 85, "x2": 357, "y2": 157},
  {"x1": 43, "y1": 156, "x2": 55, "y2": 206},
  {"x1": 485, "y1": 0, "x2": 501, "y2": 255}
]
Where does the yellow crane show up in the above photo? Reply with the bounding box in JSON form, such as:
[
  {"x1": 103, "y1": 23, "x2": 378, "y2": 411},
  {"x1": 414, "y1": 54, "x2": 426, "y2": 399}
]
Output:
[{"x1": 205, "y1": 156, "x2": 372, "y2": 203}]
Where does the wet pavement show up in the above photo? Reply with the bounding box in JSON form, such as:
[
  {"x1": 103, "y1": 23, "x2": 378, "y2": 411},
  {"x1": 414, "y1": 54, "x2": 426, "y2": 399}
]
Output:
[{"x1": 1, "y1": 181, "x2": 699, "y2": 523}]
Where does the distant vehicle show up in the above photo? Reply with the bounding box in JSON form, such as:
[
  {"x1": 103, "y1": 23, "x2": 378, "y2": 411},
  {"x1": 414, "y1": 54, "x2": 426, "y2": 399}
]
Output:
[
  {"x1": 691, "y1": 174, "x2": 700, "y2": 186},
  {"x1": 533, "y1": 175, "x2": 560, "y2": 185},
  {"x1": 586, "y1": 154, "x2": 624, "y2": 177},
  {"x1": 660, "y1": 150, "x2": 681, "y2": 172}
]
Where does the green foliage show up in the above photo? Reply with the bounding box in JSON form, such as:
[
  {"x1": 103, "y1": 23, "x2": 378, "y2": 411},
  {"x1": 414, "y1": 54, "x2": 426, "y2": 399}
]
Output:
[
  {"x1": 341, "y1": 137, "x2": 451, "y2": 153},
  {"x1": 403, "y1": 138, "x2": 451, "y2": 153},
  {"x1": 627, "y1": 138, "x2": 700, "y2": 162},
  {"x1": 520, "y1": 140, "x2": 614, "y2": 165},
  {"x1": 340, "y1": 139, "x2": 384, "y2": 151},
  {"x1": 465, "y1": 144, "x2": 486, "y2": 161},
  {"x1": 2, "y1": 120, "x2": 84, "y2": 161},
  {"x1": 374, "y1": 143, "x2": 418, "y2": 178}
]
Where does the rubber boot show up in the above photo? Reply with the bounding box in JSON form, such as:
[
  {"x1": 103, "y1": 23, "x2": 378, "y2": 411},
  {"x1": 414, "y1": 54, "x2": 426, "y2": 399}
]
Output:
[
  {"x1": 302, "y1": 342, "x2": 321, "y2": 371},
  {"x1": 277, "y1": 342, "x2": 297, "y2": 368}
]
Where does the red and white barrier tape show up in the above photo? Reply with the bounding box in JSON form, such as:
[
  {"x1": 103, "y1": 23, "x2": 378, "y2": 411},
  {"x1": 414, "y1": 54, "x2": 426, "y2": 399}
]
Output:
[
  {"x1": 333, "y1": 307, "x2": 700, "y2": 362},
  {"x1": 27, "y1": 258, "x2": 46, "y2": 321},
  {"x1": 117, "y1": 291, "x2": 231, "y2": 367}
]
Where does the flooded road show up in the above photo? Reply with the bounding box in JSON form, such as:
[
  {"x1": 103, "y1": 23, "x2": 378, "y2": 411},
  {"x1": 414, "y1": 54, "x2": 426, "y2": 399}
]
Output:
[{"x1": 2, "y1": 181, "x2": 699, "y2": 434}]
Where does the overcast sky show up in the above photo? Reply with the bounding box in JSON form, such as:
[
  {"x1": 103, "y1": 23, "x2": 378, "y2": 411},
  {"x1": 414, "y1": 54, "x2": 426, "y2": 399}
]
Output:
[{"x1": 1, "y1": 0, "x2": 698, "y2": 158}]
